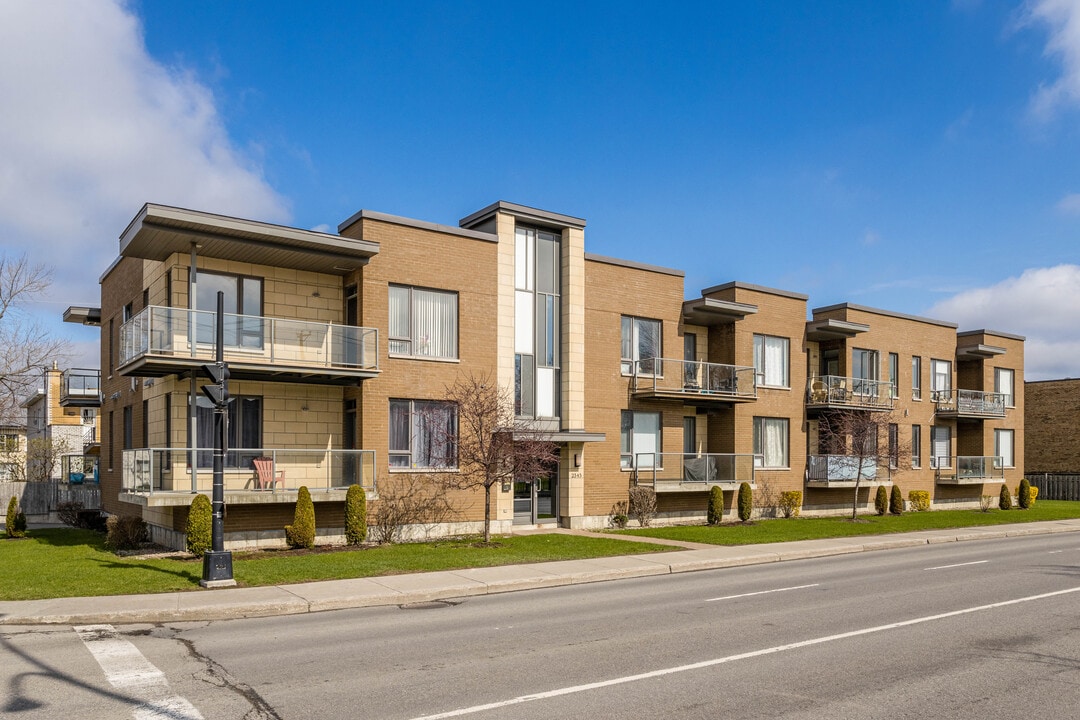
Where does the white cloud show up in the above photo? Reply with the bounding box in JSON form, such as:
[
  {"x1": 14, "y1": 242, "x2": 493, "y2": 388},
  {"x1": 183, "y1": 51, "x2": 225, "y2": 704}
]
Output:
[
  {"x1": 927, "y1": 264, "x2": 1080, "y2": 380},
  {"x1": 1023, "y1": 0, "x2": 1080, "y2": 119},
  {"x1": 861, "y1": 229, "x2": 882, "y2": 247},
  {"x1": 0, "y1": 0, "x2": 289, "y2": 308},
  {"x1": 1056, "y1": 191, "x2": 1080, "y2": 214}
]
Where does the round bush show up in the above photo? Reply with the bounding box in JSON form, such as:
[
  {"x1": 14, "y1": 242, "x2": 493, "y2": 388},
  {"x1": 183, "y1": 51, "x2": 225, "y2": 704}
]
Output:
[
  {"x1": 707, "y1": 486, "x2": 724, "y2": 525},
  {"x1": 889, "y1": 485, "x2": 903, "y2": 515},
  {"x1": 345, "y1": 484, "x2": 368, "y2": 545},
  {"x1": 874, "y1": 485, "x2": 889, "y2": 516},
  {"x1": 737, "y1": 482, "x2": 753, "y2": 522},
  {"x1": 186, "y1": 494, "x2": 212, "y2": 555},
  {"x1": 999, "y1": 484, "x2": 1012, "y2": 511},
  {"x1": 286, "y1": 486, "x2": 316, "y2": 549},
  {"x1": 1018, "y1": 478, "x2": 1032, "y2": 510}
]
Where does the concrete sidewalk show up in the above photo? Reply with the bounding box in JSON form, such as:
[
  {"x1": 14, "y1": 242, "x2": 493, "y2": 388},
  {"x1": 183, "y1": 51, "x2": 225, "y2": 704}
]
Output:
[{"x1": 3, "y1": 518, "x2": 1080, "y2": 626}]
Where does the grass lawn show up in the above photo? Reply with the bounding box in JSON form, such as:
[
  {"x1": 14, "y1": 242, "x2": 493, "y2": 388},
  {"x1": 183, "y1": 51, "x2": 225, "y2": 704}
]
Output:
[
  {"x1": 0, "y1": 530, "x2": 671, "y2": 601},
  {"x1": 616, "y1": 500, "x2": 1080, "y2": 545}
]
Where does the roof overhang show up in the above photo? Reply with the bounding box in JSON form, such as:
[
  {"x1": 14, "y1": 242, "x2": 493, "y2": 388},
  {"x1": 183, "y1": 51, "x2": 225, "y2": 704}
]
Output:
[
  {"x1": 806, "y1": 318, "x2": 871, "y2": 341},
  {"x1": 512, "y1": 430, "x2": 606, "y2": 443},
  {"x1": 682, "y1": 297, "x2": 758, "y2": 327},
  {"x1": 63, "y1": 306, "x2": 102, "y2": 326},
  {"x1": 119, "y1": 204, "x2": 380, "y2": 275},
  {"x1": 956, "y1": 344, "x2": 1007, "y2": 360}
]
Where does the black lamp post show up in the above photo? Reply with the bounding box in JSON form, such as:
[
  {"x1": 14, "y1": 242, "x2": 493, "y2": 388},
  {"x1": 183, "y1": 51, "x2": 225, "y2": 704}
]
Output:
[{"x1": 200, "y1": 290, "x2": 235, "y2": 587}]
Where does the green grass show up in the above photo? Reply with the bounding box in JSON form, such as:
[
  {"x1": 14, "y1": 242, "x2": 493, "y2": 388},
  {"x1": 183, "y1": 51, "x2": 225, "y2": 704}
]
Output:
[
  {"x1": 0, "y1": 530, "x2": 671, "y2": 601},
  {"x1": 616, "y1": 500, "x2": 1080, "y2": 545}
]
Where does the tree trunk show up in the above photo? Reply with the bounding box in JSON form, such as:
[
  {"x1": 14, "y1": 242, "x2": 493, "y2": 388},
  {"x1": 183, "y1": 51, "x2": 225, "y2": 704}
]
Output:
[
  {"x1": 483, "y1": 483, "x2": 492, "y2": 543},
  {"x1": 851, "y1": 476, "x2": 860, "y2": 520}
]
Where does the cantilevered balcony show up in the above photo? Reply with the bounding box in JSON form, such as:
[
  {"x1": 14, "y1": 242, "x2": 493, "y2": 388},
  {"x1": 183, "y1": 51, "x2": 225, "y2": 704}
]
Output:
[
  {"x1": 120, "y1": 447, "x2": 376, "y2": 506},
  {"x1": 59, "y1": 368, "x2": 101, "y2": 407},
  {"x1": 118, "y1": 306, "x2": 379, "y2": 385},
  {"x1": 806, "y1": 376, "x2": 895, "y2": 412},
  {"x1": 633, "y1": 452, "x2": 757, "y2": 492},
  {"x1": 933, "y1": 389, "x2": 1006, "y2": 419},
  {"x1": 934, "y1": 455, "x2": 1005, "y2": 484},
  {"x1": 805, "y1": 454, "x2": 890, "y2": 488},
  {"x1": 630, "y1": 358, "x2": 757, "y2": 405}
]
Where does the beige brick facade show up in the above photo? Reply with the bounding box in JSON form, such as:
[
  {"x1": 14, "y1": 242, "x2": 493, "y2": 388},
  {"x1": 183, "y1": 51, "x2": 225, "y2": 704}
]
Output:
[{"x1": 1025, "y1": 378, "x2": 1079, "y2": 473}]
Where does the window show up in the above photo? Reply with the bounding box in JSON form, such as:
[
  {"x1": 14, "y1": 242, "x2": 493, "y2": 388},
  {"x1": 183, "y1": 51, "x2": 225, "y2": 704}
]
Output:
[
  {"x1": 194, "y1": 271, "x2": 263, "y2": 347},
  {"x1": 995, "y1": 429, "x2": 1015, "y2": 468},
  {"x1": 930, "y1": 425, "x2": 951, "y2": 469},
  {"x1": 389, "y1": 285, "x2": 458, "y2": 359},
  {"x1": 888, "y1": 353, "x2": 899, "y2": 399},
  {"x1": 753, "y1": 335, "x2": 790, "y2": 387},
  {"x1": 930, "y1": 359, "x2": 951, "y2": 401},
  {"x1": 515, "y1": 227, "x2": 560, "y2": 418},
  {"x1": 753, "y1": 417, "x2": 789, "y2": 468},
  {"x1": 912, "y1": 356, "x2": 922, "y2": 400},
  {"x1": 852, "y1": 348, "x2": 879, "y2": 395},
  {"x1": 911, "y1": 424, "x2": 921, "y2": 468},
  {"x1": 123, "y1": 302, "x2": 133, "y2": 322},
  {"x1": 621, "y1": 411, "x2": 660, "y2": 469},
  {"x1": 621, "y1": 316, "x2": 661, "y2": 375},
  {"x1": 683, "y1": 416, "x2": 696, "y2": 455},
  {"x1": 196, "y1": 396, "x2": 262, "y2": 468},
  {"x1": 123, "y1": 406, "x2": 133, "y2": 450},
  {"x1": 995, "y1": 368, "x2": 1015, "y2": 407},
  {"x1": 389, "y1": 399, "x2": 457, "y2": 469}
]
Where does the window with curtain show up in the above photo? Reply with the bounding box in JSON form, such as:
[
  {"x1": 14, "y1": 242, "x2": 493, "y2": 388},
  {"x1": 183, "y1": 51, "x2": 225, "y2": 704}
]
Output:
[
  {"x1": 994, "y1": 368, "x2": 1015, "y2": 407},
  {"x1": 753, "y1": 417, "x2": 789, "y2": 468},
  {"x1": 621, "y1": 411, "x2": 661, "y2": 469},
  {"x1": 852, "y1": 348, "x2": 879, "y2": 396},
  {"x1": 389, "y1": 399, "x2": 457, "y2": 469},
  {"x1": 389, "y1": 285, "x2": 458, "y2": 359},
  {"x1": 195, "y1": 395, "x2": 262, "y2": 469},
  {"x1": 930, "y1": 425, "x2": 950, "y2": 468},
  {"x1": 621, "y1": 316, "x2": 661, "y2": 374},
  {"x1": 753, "y1": 335, "x2": 789, "y2": 387},
  {"x1": 995, "y1": 429, "x2": 1014, "y2": 468},
  {"x1": 930, "y1": 359, "x2": 952, "y2": 401}
]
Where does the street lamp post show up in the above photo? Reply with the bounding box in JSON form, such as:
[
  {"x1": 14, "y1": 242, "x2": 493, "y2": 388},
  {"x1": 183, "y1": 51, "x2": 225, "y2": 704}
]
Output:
[{"x1": 200, "y1": 290, "x2": 235, "y2": 587}]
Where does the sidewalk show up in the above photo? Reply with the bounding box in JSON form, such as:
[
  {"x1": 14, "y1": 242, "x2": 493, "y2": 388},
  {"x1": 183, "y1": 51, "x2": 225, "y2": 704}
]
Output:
[{"x1": 3, "y1": 519, "x2": 1079, "y2": 626}]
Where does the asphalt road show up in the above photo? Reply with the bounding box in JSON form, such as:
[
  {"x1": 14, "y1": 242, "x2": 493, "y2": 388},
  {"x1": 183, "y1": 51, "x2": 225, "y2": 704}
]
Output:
[{"x1": 4, "y1": 533, "x2": 1080, "y2": 719}]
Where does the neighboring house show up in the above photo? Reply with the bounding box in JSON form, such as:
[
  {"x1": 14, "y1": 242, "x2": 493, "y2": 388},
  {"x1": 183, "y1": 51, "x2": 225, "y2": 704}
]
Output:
[
  {"x1": 18, "y1": 363, "x2": 102, "y2": 482},
  {"x1": 0, "y1": 424, "x2": 28, "y2": 481},
  {"x1": 65, "y1": 201, "x2": 1027, "y2": 549},
  {"x1": 1025, "y1": 378, "x2": 1080, "y2": 474}
]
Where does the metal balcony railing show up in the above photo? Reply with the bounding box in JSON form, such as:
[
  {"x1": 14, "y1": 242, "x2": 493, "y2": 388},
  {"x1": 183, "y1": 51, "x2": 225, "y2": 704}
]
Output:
[
  {"x1": 934, "y1": 455, "x2": 1005, "y2": 483},
  {"x1": 633, "y1": 452, "x2": 758, "y2": 488},
  {"x1": 59, "y1": 368, "x2": 101, "y2": 405},
  {"x1": 933, "y1": 389, "x2": 1006, "y2": 418},
  {"x1": 631, "y1": 358, "x2": 757, "y2": 399},
  {"x1": 806, "y1": 375, "x2": 895, "y2": 410},
  {"x1": 119, "y1": 306, "x2": 379, "y2": 372},
  {"x1": 121, "y1": 448, "x2": 377, "y2": 495},
  {"x1": 806, "y1": 454, "x2": 887, "y2": 483}
]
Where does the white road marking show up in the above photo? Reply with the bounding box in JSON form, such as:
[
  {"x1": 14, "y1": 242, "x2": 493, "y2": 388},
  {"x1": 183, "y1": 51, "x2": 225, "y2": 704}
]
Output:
[
  {"x1": 1048, "y1": 550, "x2": 1063, "y2": 554},
  {"x1": 705, "y1": 583, "x2": 819, "y2": 602},
  {"x1": 406, "y1": 585, "x2": 1080, "y2": 720},
  {"x1": 925, "y1": 560, "x2": 989, "y2": 570},
  {"x1": 75, "y1": 624, "x2": 204, "y2": 720}
]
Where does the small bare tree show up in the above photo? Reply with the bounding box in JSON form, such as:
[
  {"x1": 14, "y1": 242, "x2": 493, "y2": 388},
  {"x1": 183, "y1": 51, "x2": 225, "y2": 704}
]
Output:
[
  {"x1": 370, "y1": 473, "x2": 455, "y2": 544},
  {"x1": 816, "y1": 407, "x2": 910, "y2": 520},
  {"x1": 439, "y1": 373, "x2": 559, "y2": 543}
]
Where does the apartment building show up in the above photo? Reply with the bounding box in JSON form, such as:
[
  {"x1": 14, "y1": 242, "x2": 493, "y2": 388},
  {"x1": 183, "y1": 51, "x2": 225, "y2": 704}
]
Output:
[
  {"x1": 68, "y1": 201, "x2": 1026, "y2": 549},
  {"x1": 17, "y1": 363, "x2": 101, "y2": 482}
]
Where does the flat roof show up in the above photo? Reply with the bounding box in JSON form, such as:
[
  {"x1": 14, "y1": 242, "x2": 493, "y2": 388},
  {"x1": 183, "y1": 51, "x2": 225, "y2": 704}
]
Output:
[
  {"x1": 337, "y1": 209, "x2": 498, "y2": 243},
  {"x1": 701, "y1": 281, "x2": 809, "y2": 302},
  {"x1": 957, "y1": 329, "x2": 1026, "y2": 342},
  {"x1": 682, "y1": 297, "x2": 758, "y2": 326},
  {"x1": 812, "y1": 302, "x2": 958, "y2": 329},
  {"x1": 63, "y1": 306, "x2": 102, "y2": 326},
  {"x1": 460, "y1": 200, "x2": 586, "y2": 230},
  {"x1": 584, "y1": 253, "x2": 684, "y2": 277},
  {"x1": 120, "y1": 204, "x2": 380, "y2": 275}
]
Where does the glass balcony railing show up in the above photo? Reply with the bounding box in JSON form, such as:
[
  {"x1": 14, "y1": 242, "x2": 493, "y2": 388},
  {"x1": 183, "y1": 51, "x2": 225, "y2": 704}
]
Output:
[
  {"x1": 633, "y1": 452, "x2": 758, "y2": 487},
  {"x1": 119, "y1": 306, "x2": 379, "y2": 373},
  {"x1": 121, "y1": 448, "x2": 376, "y2": 495},
  {"x1": 934, "y1": 455, "x2": 1005, "y2": 482},
  {"x1": 806, "y1": 454, "x2": 885, "y2": 483},
  {"x1": 60, "y1": 368, "x2": 101, "y2": 405},
  {"x1": 631, "y1": 358, "x2": 757, "y2": 399},
  {"x1": 806, "y1": 375, "x2": 895, "y2": 410},
  {"x1": 933, "y1": 389, "x2": 1006, "y2": 418}
]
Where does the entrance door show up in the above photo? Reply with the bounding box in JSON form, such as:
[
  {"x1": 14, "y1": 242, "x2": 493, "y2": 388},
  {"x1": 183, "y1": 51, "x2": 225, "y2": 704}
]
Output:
[{"x1": 513, "y1": 463, "x2": 559, "y2": 525}]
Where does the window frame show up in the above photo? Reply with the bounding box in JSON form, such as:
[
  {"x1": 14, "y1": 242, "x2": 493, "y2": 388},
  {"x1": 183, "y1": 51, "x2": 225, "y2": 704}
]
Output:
[
  {"x1": 911, "y1": 424, "x2": 921, "y2": 468},
  {"x1": 621, "y1": 410, "x2": 661, "y2": 470},
  {"x1": 994, "y1": 368, "x2": 1015, "y2": 408},
  {"x1": 194, "y1": 270, "x2": 264, "y2": 349},
  {"x1": 195, "y1": 394, "x2": 263, "y2": 469},
  {"x1": 930, "y1": 359, "x2": 952, "y2": 401},
  {"x1": 994, "y1": 428, "x2": 1015, "y2": 468},
  {"x1": 621, "y1": 316, "x2": 661, "y2": 375},
  {"x1": 389, "y1": 399, "x2": 458, "y2": 470},
  {"x1": 912, "y1": 356, "x2": 922, "y2": 401},
  {"x1": 753, "y1": 334, "x2": 790, "y2": 388},
  {"x1": 389, "y1": 284, "x2": 460, "y2": 360},
  {"x1": 753, "y1": 416, "x2": 789, "y2": 468},
  {"x1": 930, "y1": 425, "x2": 951, "y2": 469},
  {"x1": 888, "y1": 353, "x2": 899, "y2": 399}
]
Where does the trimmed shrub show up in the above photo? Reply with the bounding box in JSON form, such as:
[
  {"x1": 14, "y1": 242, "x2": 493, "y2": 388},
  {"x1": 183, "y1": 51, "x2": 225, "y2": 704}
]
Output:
[
  {"x1": 345, "y1": 484, "x2": 368, "y2": 545},
  {"x1": 6, "y1": 496, "x2": 25, "y2": 538},
  {"x1": 286, "y1": 486, "x2": 316, "y2": 549},
  {"x1": 908, "y1": 490, "x2": 931, "y2": 512},
  {"x1": 706, "y1": 486, "x2": 723, "y2": 525},
  {"x1": 999, "y1": 484, "x2": 1012, "y2": 510},
  {"x1": 629, "y1": 486, "x2": 657, "y2": 527},
  {"x1": 737, "y1": 482, "x2": 753, "y2": 522},
  {"x1": 778, "y1": 491, "x2": 802, "y2": 518},
  {"x1": 1017, "y1": 478, "x2": 1032, "y2": 510},
  {"x1": 874, "y1": 485, "x2": 889, "y2": 516},
  {"x1": 105, "y1": 515, "x2": 147, "y2": 551},
  {"x1": 1029, "y1": 486, "x2": 1038, "y2": 505},
  {"x1": 889, "y1": 485, "x2": 903, "y2": 515},
  {"x1": 186, "y1": 494, "x2": 212, "y2": 556}
]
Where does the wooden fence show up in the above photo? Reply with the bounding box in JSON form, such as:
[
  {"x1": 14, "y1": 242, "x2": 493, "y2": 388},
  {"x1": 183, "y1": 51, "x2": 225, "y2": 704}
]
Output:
[
  {"x1": 1025, "y1": 474, "x2": 1080, "y2": 501},
  {"x1": 0, "y1": 481, "x2": 101, "y2": 517}
]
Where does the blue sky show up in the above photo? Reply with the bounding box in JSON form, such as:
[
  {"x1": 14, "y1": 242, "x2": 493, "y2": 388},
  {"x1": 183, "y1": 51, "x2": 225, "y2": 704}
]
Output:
[{"x1": 1, "y1": 0, "x2": 1078, "y2": 380}]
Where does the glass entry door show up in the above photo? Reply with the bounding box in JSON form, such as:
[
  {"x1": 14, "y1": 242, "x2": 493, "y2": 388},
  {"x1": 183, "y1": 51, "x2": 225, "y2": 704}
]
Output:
[{"x1": 513, "y1": 463, "x2": 559, "y2": 525}]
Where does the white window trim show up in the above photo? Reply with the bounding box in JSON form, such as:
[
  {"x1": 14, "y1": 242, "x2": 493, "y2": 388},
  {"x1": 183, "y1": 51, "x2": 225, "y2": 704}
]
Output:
[{"x1": 753, "y1": 334, "x2": 791, "y2": 389}]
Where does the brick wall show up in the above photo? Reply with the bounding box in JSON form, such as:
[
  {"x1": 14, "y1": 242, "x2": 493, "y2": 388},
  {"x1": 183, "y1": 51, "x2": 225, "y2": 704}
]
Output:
[{"x1": 1025, "y1": 378, "x2": 1080, "y2": 473}]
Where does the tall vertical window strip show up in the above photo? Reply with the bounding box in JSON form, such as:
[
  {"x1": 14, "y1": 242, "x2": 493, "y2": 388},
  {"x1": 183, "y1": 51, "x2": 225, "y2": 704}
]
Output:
[
  {"x1": 912, "y1": 356, "x2": 922, "y2": 400},
  {"x1": 930, "y1": 425, "x2": 950, "y2": 468},
  {"x1": 994, "y1": 368, "x2": 1015, "y2": 407},
  {"x1": 515, "y1": 227, "x2": 560, "y2": 418},
  {"x1": 388, "y1": 285, "x2": 458, "y2": 359},
  {"x1": 621, "y1": 316, "x2": 661, "y2": 375},
  {"x1": 621, "y1": 411, "x2": 660, "y2": 469},
  {"x1": 389, "y1": 399, "x2": 457, "y2": 469},
  {"x1": 753, "y1": 335, "x2": 790, "y2": 387},
  {"x1": 995, "y1": 429, "x2": 1015, "y2": 468},
  {"x1": 888, "y1": 423, "x2": 899, "y2": 468},
  {"x1": 888, "y1": 353, "x2": 899, "y2": 398},
  {"x1": 911, "y1": 424, "x2": 921, "y2": 467},
  {"x1": 753, "y1": 417, "x2": 789, "y2": 468},
  {"x1": 930, "y1": 359, "x2": 951, "y2": 400}
]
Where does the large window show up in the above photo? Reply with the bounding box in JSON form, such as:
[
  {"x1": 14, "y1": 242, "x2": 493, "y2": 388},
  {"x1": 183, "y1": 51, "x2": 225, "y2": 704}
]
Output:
[
  {"x1": 196, "y1": 395, "x2": 262, "y2": 468},
  {"x1": 912, "y1": 356, "x2": 922, "y2": 400},
  {"x1": 753, "y1": 417, "x2": 789, "y2": 468},
  {"x1": 389, "y1": 285, "x2": 458, "y2": 359},
  {"x1": 621, "y1": 316, "x2": 660, "y2": 375},
  {"x1": 930, "y1": 359, "x2": 952, "y2": 401},
  {"x1": 995, "y1": 429, "x2": 1015, "y2": 468},
  {"x1": 389, "y1": 399, "x2": 457, "y2": 469},
  {"x1": 196, "y1": 271, "x2": 263, "y2": 347},
  {"x1": 930, "y1": 425, "x2": 951, "y2": 469},
  {"x1": 621, "y1": 411, "x2": 661, "y2": 469},
  {"x1": 911, "y1": 424, "x2": 921, "y2": 468},
  {"x1": 753, "y1": 335, "x2": 789, "y2": 388},
  {"x1": 515, "y1": 227, "x2": 560, "y2": 418},
  {"x1": 888, "y1": 353, "x2": 899, "y2": 399},
  {"x1": 995, "y1": 368, "x2": 1015, "y2": 407},
  {"x1": 852, "y1": 348, "x2": 879, "y2": 395}
]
